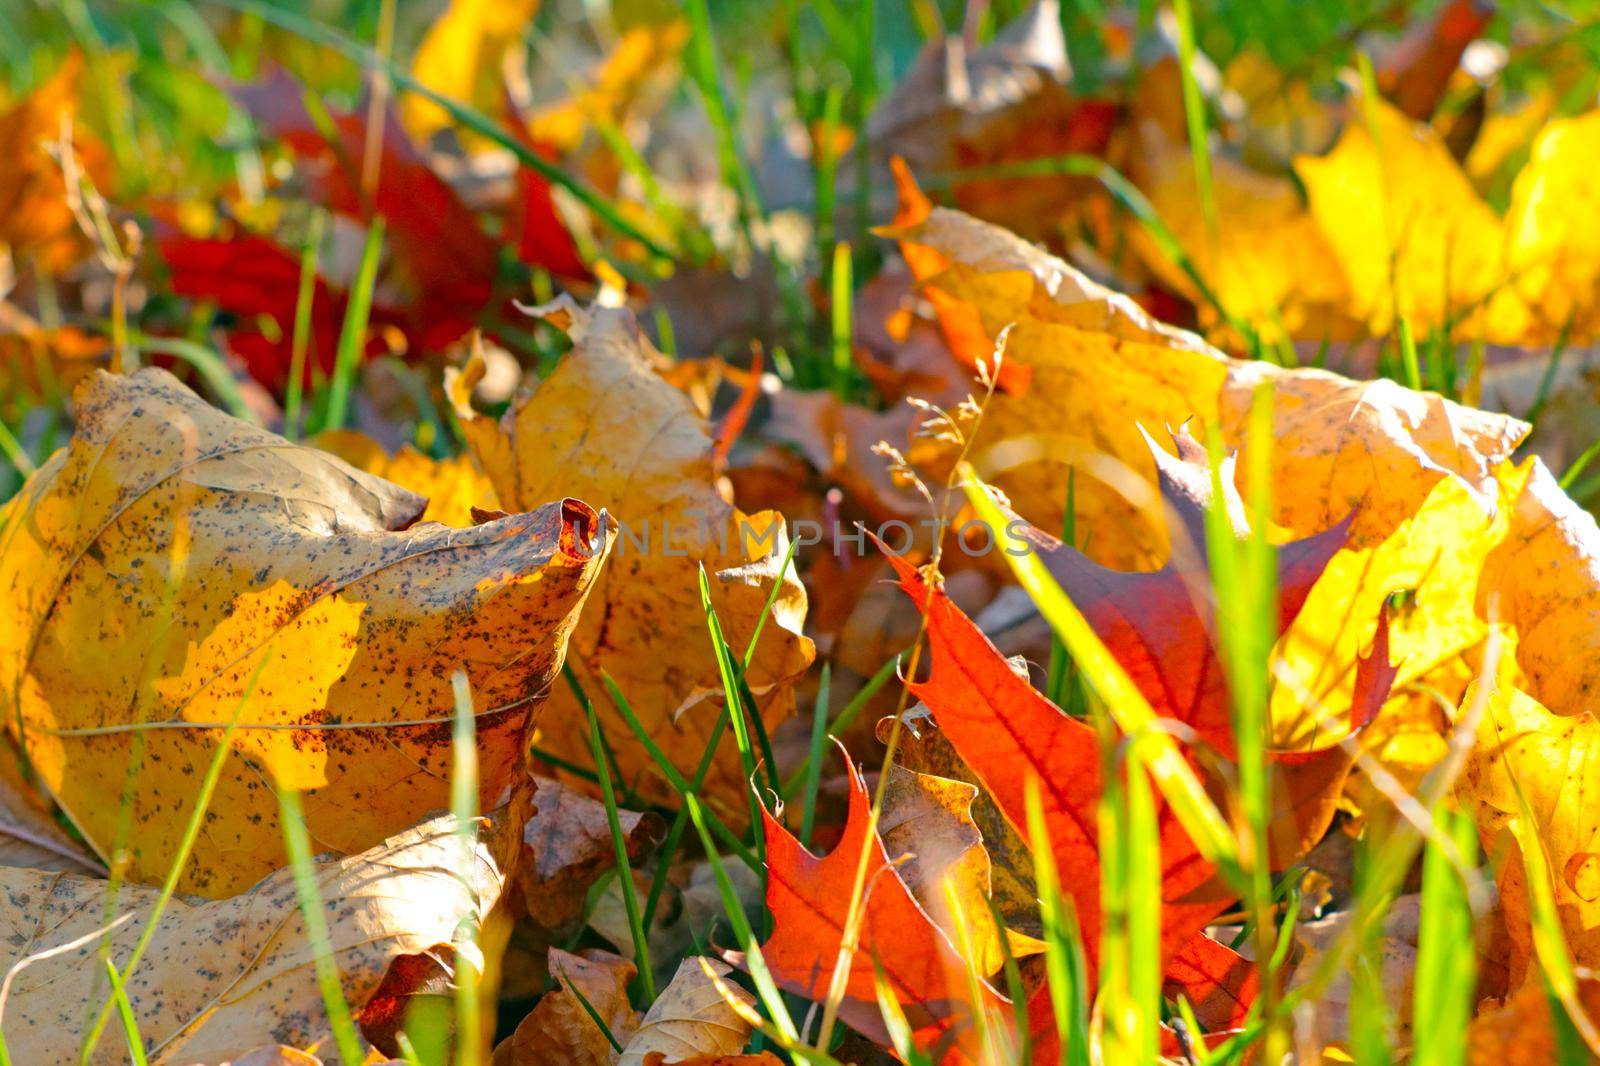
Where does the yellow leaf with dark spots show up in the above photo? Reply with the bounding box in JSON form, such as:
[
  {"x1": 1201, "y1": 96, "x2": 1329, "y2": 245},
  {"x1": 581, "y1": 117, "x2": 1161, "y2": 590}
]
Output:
[{"x1": 0, "y1": 368, "x2": 610, "y2": 896}]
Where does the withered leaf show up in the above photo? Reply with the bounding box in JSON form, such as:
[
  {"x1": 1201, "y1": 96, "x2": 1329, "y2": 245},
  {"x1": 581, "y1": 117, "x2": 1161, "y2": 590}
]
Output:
[
  {"x1": 449, "y1": 298, "x2": 813, "y2": 823},
  {"x1": 617, "y1": 957, "x2": 756, "y2": 1066},
  {"x1": 492, "y1": 948, "x2": 638, "y2": 1066},
  {"x1": 0, "y1": 368, "x2": 609, "y2": 896},
  {"x1": 0, "y1": 813, "x2": 500, "y2": 1064}
]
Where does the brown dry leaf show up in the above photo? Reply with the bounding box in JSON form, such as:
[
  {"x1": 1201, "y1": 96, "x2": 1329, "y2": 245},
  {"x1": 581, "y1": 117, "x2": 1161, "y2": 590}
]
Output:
[
  {"x1": 888, "y1": 707, "x2": 1042, "y2": 940},
  {"x1": 880, "y1": 763, "x2": 1042, "y2": 974},
  {"x1": 0, "y1": 733, "x2": 101, "y2": 874},
  {"x1": 492, "y1": 948, "x2": 639, "y2": 1066},
  {"x1": 763, "y1": 387, "x2": 924, "y2": 525},
  {"x1": 0, "y1": 813, "x2": 499, "y2": 1064},
  {"x1": 1466, "y1": 966, "x2": 1600, "y2": 1064},
  {"x1": 0, "y1": 52, "x2": 107, "y2": 273},
  {"x1": 640, "y1": 1054, "x2": 782, "y2": 1066},
  {"x1": 869, "y1": 1, "x2": 1115, "y2": 236},
  {"x1": 1285, "y1": 893, "x2": 1421, "y2": 1051},
  {"x1": 617, "y1": 957, "x2": 756, "y2": 1066},
  {"x1": 311, "y1": 428, "x2": 498, "y2": 528},
  {"x1": 0, "y1": 368, "x2": 610, "y2": 896},
  {"x1": 448, "y1": 299, "x2": 813, "y2": 822},
  {"x1": 513, "y1": 774, "x2": 663, "y2": 931}
]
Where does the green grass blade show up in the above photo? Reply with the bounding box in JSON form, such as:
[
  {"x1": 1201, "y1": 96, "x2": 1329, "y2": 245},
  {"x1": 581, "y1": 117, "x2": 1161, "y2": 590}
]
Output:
[
  {"x1": 1046, "y1": 470, "x2": 1078, "y2": 708},
  {"x1": 321, "y1": 217, "x2": 384, "y2": 432},
  {"x1": 799, "y1": 663, "x2": 831, "y2": 847},
  {"x1": 1027, "y1": 775, "x2": 1090, "y2": 1066},
  {"x1": 699, "y1": 565, "x2": 774, "y2": 838},
  {"x1": 277, "y1": 785, "x2": 367, "y2": 1066},
  {"x1": 684, "y1": 794, "x2": 799, "y2": 1042},
  {"x1": 830, "y1": 241, "x2": 853, "y2": 398},
  {"x1": 599, "y1": 670, "x2": 757, "y2": 871},
  {"x1": 1170, "y1": 0, "x2": 1217, "y2": 250},
  {"x1": 1411, "y1": 803, "x2": 1478, "y2": 1066},
  {"x1": 575, "y1": 669, "x2": 656, "y2": 1000},
  {"x1": 1561, "y1": 437, "x2": 1600, "y2": 491},
  {"x1": 284, "y1": 208, "x2": 325, "y2": 441},
  {"x1": 566, "y1": 977, "x2": 625, "y2": 1053},
  {"x1": 102, "y1": 957, "x2": 149, "y2": 1066},
  {"x1": 448, "y1": 671, "x2": 484, "y2": 1065}
]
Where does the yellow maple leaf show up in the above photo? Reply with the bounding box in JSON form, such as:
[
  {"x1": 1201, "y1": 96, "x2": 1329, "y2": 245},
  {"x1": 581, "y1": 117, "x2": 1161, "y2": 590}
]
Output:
[
  {"x1": 1295, "y1": 95, "x2": 1506, "y2": 336},
  {"x1": 403, "y1": 0, "x2": 542, "y2": 141},
  {"x1": 1502, "y1": 110, "x2": 1600, "y2": 346}
]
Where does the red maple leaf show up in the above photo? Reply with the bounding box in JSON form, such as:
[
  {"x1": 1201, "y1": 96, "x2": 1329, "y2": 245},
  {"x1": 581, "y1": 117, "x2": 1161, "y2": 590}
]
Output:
[
  {"x1": 233, "y1": 67, "x2": 498, "y2": 351},
  {"x1": 885, "y1": 424, "x2": 1395, "y2": 1043},
  {"x1": 759, "y1": 755, "x2": 1008, "y2": 1062}
]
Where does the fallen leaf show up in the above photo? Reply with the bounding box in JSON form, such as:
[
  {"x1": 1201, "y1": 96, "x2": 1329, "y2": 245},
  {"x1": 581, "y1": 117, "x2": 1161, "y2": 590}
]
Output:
[
  {"x1": 869, "y1": 3, "x2": 1116, "y2": 237},
  {"x1": 1465, "y1": 966, "x2": 1600, "y2": 1064},
  {"x1": 0, "y1": 51, "x2": 107, "y2": 274},
  {"x1": 1271, "y1": 467, "x2": 1512, "y2": 750},
  {"x1": 0, "y1": 733, "x2": 101, "y2": 874},
  {"x1": 512, "y1": 774, "x2": 663, "y2": 932},
  {"x1": 0, "y1": 812, "x2": 500, "y2": 1064},
  {"x1": 758, "y1": 754, "x2": 1009, "y2": 1056},
  {"x1": 404, "y1": 0, "x2": 542, "y2": 142},
  {"x1": 157, "y1": 231, "x2": 374, "y2": 392},
  {"x1": 617, "y1": 957, "x2": 756, "y2": 1066},
  {"x1": 312, "y1": 428, "x2": 498, "y2": 528},
  {"x1": 492, "y1": 948, "x2": 639, "y2": 1066},
  {"x1": 1459, "y1": 650, "x2": 1600, "y2": 987},
  {"x1": 887, "y1": 429, "x2": 1396, "y2": 1036},
  {"x1": 448, "y1": 299, "x2": 813, "y2": 822},
  {"x1": 0, "y1": 368, "x2": 609, "y2": 895},
  {"x1": 1294, "y1": 95, "x2": 1505, "y2": 336},
  {"x1": 1479, "y1": 458, "x2": 1600, "y2": 717},
  {"x1": 880, "y1": 762, "x2": 1042, "y2": 974},
  {"x1": 1285, "y1": 893, "x2": 1422, "y2": 1050},
  {"x1": 886, "y1": 159, "x2": 1031, "y2": 393},
  {"x1": 235, "y1": 68, "x2": 499, "y2": 352},
  {"x1": 1128, "y1": 121, "x2": 1354, "y2": 344},
  {"x1": 884, "y1": 192, "x2": 1527, "y2": 572},
  {"x1": 1501, "y1": 109, "x2": 1600, "y2": 346}
]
